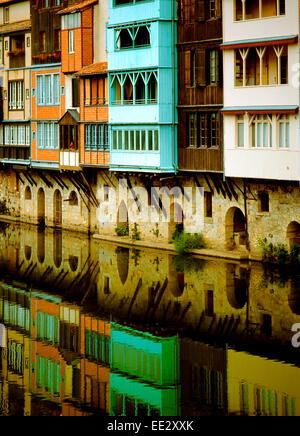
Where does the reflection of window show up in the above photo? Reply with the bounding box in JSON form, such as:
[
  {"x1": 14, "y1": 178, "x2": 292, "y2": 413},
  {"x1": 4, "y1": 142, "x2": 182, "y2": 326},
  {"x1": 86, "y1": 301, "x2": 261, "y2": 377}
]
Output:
[
  {"x1": 25, "y1": 186, "x2": 32, "y2": 200},
  {"x1": 241, "y1": 383, "x2": 249, "y2": 415}
]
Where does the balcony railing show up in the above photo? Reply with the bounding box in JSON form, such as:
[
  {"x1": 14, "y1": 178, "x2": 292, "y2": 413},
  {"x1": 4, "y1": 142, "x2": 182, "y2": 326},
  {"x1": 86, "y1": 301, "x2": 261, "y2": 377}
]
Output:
[{"x1": 111, "y1": 98, "x2": 157, "y2": 105}]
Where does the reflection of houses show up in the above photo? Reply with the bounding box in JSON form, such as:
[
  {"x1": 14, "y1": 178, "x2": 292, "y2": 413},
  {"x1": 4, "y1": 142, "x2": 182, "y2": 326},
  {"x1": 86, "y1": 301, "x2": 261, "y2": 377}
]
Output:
[
  {"x1": 228, "y1": 349, "x2": 300, "y2": 416},
  {"x1": 180, "y1": 339, "x2": 227, "y2": 416},
  {"x1": 79, "y1": 313, "x2": 110, "y2": 414},
  {"x1": 110, "y1": 323, "x2": 180, "y2": 416}
]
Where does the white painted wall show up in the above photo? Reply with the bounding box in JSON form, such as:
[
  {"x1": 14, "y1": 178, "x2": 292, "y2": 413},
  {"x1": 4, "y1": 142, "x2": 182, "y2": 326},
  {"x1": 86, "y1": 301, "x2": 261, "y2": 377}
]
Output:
[{"x1": 94, "y1": 2, "x2": 108, "y2": 63}]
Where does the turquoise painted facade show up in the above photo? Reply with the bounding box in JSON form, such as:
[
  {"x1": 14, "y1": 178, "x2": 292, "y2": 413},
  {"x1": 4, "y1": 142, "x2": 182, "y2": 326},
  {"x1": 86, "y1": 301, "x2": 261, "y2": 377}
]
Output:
[
  {"x1": 107, "y1": 0, "x2": 178, "y2": 173},
  {"x1": 109, "y1": 322, "x2": 180, "y2": 416}
]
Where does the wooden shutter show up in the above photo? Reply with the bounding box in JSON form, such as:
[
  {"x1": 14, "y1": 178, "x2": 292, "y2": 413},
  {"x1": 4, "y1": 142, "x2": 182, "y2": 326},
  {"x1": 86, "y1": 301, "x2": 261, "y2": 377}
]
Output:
[
  {"x1": 196, "y1": 0, "x2": 206, "y2": 21},
  {"x1": 215, "y1": 0, "x2": 222, "y2": 19},
  {"x1": 196, "y1": 48, "x2": 206, "y2": 87},
  {"x1": 184, "y1": 50, "x2": 191, "y2": 87}
]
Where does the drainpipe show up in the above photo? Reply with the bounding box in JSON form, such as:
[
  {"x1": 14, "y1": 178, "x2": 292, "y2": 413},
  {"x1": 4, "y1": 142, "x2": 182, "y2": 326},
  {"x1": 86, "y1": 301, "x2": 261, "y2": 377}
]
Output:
[{"x1": 172, "y1": 0, "x2": 178, "y2": 174}]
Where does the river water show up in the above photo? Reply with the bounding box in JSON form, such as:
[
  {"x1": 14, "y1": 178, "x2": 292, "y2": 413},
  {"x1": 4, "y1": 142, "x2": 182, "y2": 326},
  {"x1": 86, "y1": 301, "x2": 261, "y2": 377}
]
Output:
[{"x1": 0, "y1": 221, "x2": 299, "y2": 416}]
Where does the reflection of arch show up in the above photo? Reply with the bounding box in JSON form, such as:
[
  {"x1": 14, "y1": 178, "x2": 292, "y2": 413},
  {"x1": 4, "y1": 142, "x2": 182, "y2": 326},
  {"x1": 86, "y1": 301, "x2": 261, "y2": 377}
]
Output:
[
  {"x1": 226, "y1": 264, "x2": 249, "y2": 309},
  {"x1": 53, "y1": 230, "x2": 62, "y2": 268},
  {"x1": 25, "y1": 245, "x2": 32, "y2": 261},
  {"x1": 37, "y1": 229, "x2": 45, "y2": 263},
  {"x1": 288, "y1": 280, "x2": 300, "y2": 315},
  {"x1": 69, "y1": 191, "x2": 78, "y2": 206},
  {"x1": 25, "y1": 186, "x2": 32, "y2": 200},
  {"x1": 169, "y1": 202, "x2": 184, "y2": 240},
  {"x1": 168, "y1": 255, "x2": 185, "y2": 298},
  {"x1": 69, "y1": 255, "x2": 79, "y2": 272},
  {"x1": 54, "y1": 190, "x2": 62, "y2": 227},
  {"x1": 225, "y1": 207, "x2": 247, "y2": 249},
  {"x1": 37, "y1": 188, "x2": 45, "y2": 227},
  {"x1": 287, "y1": 221, "x2": 300, "y2": 248},
  {"x1": 116, "y1": 247, "x2": 129, "y2": 285}
]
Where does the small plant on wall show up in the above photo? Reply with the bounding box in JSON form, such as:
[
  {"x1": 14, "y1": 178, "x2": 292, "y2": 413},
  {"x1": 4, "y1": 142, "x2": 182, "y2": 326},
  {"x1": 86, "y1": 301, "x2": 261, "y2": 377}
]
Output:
[
  {"x1": 115, "y1": 224, "x2": 129, "y2": 237},
  {"x1": 132, "y1": 223, "x2": 141, "y2": 241}
]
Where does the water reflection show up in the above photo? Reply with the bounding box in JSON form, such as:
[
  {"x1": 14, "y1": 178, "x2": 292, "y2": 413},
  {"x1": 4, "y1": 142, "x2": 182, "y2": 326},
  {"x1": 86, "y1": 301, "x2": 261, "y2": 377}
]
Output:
[{"x1": 0, "y1": 222, "x2": 299, "y2": 416}]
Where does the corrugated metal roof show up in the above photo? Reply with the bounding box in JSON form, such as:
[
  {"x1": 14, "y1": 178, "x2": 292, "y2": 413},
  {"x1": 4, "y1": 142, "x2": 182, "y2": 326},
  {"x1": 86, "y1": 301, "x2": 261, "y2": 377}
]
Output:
[
  {"x1": 221, "y1": 35, "x2": 298, "y2": 49},
  {"x1": 57, "y1": 0, "x2": 98, "y2": 14}
]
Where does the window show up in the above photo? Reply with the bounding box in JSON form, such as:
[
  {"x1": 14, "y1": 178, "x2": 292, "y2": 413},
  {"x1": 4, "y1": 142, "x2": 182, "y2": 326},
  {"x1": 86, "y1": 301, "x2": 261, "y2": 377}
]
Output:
[
  {"x1": 204, "y1": 192, "x2": 213, "y2": 218},
  {"x1": 85, "y1": 124, "x2": 109, "y2": 150},
  {"x1": 235, "y1": 45, "x2": 288, "y2": 87},
  {"x1": 36, "y1": 74, "x2": 60, "y2": 105},
  {"x1": 187, "y1": 112, "x2": 220, "y2": 149},
  {"x1": 209, "y1": 49, "x2": 219, "y2": 84},
  {"x1": 115, "y1": 24, "x2": 151, "y2": 50},
  {"x1": 54, "y1": 30, "x2": 61, "y2": 51},
  {"x1": 8, "y1": 81, "x2": 24, "y2": 110},
  {"x1": 72, "y1": 78, "x2": 80, "y2": 107},
  {"x1": 84, "y1": 77, "x2": 106, "y2": 105},
  {"x1": 261, "y1": 314, "x2": 272, "y2": 335},
  {"x1": 237, "y1": 115, "x2": 245, "y2": 147},
  {"x1": 3, "y1": 124, "x2": 30, "y2": 146},
  {"x1": 37, "y1": 122, "x2": 59, "y2": 150},
  {"x1": 112, "y1": 128, "x2": 159, "y2": 151},
  {"x1": 110, "y1": 70, "x2": 158, "y2": 105},
  {"x1": 209, "y1": 0, "x2": 216, "y2": 18},
  {"x1": 258, "y1": 193, "x2": 270, "y2": 212},
  {"x1": 235, "y1": 0, "x2": 285, "y2": 20},
  {"x1": 60, "y1": 124, "x2": 78, "y2": 150},
  {"x1": 69, "y1": 30, "x2": 74, "y2": 54},
  {"x1": 4, "y1": 7, "x2": 9, "y2": 24},
  {"x1": 104, "y1": 276, "x2": 110, "y2": 294},
  {"x1": 114, "y1": 0, "x2": 149, "y2": 6},
  {"x1": 278, "y1": 115, "x2": 290, "y2": 148},
  {"x1": 62, "y1": 12, "x2": 81, "y2": 30},
  {"x1": 250, "y1": 115, "x2": 272, "y2": 148},
  {"x1": 26, "y1": 37, "x2": 30, "y2": 48},
  {"x1": 205, "y1": 290, "x2": 214, "y2": 316}
]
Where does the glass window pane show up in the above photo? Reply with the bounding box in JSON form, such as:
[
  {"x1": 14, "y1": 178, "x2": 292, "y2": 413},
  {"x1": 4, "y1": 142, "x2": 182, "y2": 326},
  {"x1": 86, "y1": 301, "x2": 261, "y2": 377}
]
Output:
[
  {"x1": 257, "y1": 122, "x2": 262, "y2": 147},
  {"x1": 238, "y1": 123, "x2": 244, "y2": 147}
]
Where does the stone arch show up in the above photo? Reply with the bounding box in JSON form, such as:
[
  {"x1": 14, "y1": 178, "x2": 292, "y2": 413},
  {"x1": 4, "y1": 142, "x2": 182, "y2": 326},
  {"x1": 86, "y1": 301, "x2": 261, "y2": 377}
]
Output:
[
  {"x1": 287, "y1": 221, "x2": 300, "y2": 249},
  {"x1": 53, "y1": 189, "x2": 62, "y2": 227},
  {"x1": 116, "y1": 247, "x2": 129, "y2": 285},
  {"x1": 25, "y1": 186, "x2": 32, "y2": 200},
  {"x1": 37, "y1": 188, "x2": 45, "y2": 227},
  {"x1": 225, "y1": 207, "x2": 247, "y2": 249},
  {"x1": 169, "y1": 202, "x2": 184, "y2": 241}
]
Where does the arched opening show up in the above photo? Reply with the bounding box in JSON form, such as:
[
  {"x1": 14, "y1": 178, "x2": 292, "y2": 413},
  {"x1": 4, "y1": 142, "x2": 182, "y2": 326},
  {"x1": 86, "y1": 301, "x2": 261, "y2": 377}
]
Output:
[
  {"x1": 37, "y1": 228, "x2": 45, "y2": 263},
  {"x1": 69, "y1": 191, "x2": 78, "y2": 206},
  {"x1": 25, "y1": 245, "x2": 32, "y2": 261},
  {"x1": 169, "y1": 202, "x2": 184, "y2": 241},
  {"x1": 226, "y1": 264, "x2": 249, "y2": 309},
  {"x1": 116, "y1": 247, "x2": 129, "y2": 285},
  {"x1": 69, "y1": 255, "x2": 79, "y2": 272},
  {"x1": 287, "y1": 221, "x2": 300, "y2": 249},
  {"x1": 225, "y1": 207, "x2": 247, "y2": 249},
  {"x1": 25, "y1": 186, "x2": 32, "y2": 200},
  {"x1": 53, "y1": 230, "x2": 62, "y2": 268},
  {"x1": 53, "y1": 190, "x2": 62, "y2": 227},
  {"x1": 116, "y1": 200, "x2": 129, "y2": 235},
  {"x1": 37, "y1": 188, "x2": 45, "y2": 227}
]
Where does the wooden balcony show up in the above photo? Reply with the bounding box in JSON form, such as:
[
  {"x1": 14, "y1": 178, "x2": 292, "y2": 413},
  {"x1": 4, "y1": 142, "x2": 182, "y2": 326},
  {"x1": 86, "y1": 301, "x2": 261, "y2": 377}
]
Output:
[{"x1": 178, "y1": 147, "x2": 223, "y2": 172}]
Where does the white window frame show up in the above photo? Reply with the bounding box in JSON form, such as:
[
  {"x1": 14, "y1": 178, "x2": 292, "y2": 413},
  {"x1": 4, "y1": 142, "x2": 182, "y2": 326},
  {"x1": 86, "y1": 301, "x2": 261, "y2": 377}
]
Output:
[
  {"x1": 69, "y1": 29, "x2": 75, "y2": 54},
  {"x1": 37, "y1": 122, "x2": 59, "y2": 150},
  {"x1": 278, "y1": 114, "x2": 290, "y2": 148},
  {"x1": 8, "y1": 81, "x2": 24, "y2": 110},
  {"x1": 250, "y1": 115, "x2": 273, "y2": 148},
  {"x1": 36, "y1": 74, "x2": 60, "y2": 106}
]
